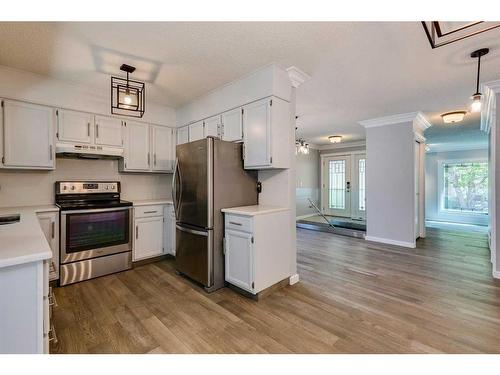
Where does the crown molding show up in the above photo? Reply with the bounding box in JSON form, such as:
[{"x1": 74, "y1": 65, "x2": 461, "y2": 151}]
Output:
[
  {"x1": 426, "y1": 142, "x2": 488, "y2": 153},
  {"x1": 359, "y1": 111, "x2": 431, "y2": 131},
  {"x1": 286, "y1": 66, "x2": 310, "y2": 88}
]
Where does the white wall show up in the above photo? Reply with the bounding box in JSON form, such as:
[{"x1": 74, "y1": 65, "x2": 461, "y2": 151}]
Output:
[
  {"x1": 295, "y1": 148, "x2": 320, "y2": 218},
  {"x1": 425, "y1": 149, "x2": 489, "y2": 226},
  {"x1": 0, "y1": 158, "x2": 171, "y2": 208},
  {"x1": 365, "y1": 121, "x2": 416, "y2": 247},
  {"x1": 0, "y1": 64, "x2": 175, "y2": 208}
]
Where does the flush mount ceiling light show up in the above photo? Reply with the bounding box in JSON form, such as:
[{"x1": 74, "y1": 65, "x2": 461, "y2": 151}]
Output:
[
  {"x1": 295, "y1": 125, "x2": 309, "y2": 155},
  {"x1": 111, "y1": 64, "x2": 145, "y2": 118},
  {"x1": 329, "y1": 135, "x2": 342, "y2": 144},
  {"x1": 441, "y1": 111, "x2": 467, "y2": 124},
  {"x1": 470, "y1": 48, "x2": 489, "y2": 113},
  {"x1": 422, "y1": 21, "x2": 500, "y2": 49}
]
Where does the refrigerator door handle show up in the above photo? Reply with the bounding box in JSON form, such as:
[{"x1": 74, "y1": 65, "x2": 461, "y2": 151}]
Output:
[
  {"x1": 172, "y1": 157, "x2": 181, "y2": 219},
  {"x1": 176, "y1": 224, "x2": 208, "y2": 237}
]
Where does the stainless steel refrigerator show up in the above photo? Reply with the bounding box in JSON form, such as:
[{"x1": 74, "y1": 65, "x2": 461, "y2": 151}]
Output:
[{"x1": 172, "y1": 137, "x2": 258, "y2": 292}]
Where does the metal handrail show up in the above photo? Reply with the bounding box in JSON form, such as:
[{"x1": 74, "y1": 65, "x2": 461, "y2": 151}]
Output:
[{"x1": 307, "y1": 198, "x2": 335, "y2": 228}]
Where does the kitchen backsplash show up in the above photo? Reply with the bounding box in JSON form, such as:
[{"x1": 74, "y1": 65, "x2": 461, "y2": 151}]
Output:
[{"x1": 0, "y1": 157, "x2": 172, "y2": 207}]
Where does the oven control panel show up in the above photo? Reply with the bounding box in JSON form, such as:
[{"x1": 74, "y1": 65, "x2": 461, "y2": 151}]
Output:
[{"x1": 56, "y1": 181, "x2": 120, "y2": 194}]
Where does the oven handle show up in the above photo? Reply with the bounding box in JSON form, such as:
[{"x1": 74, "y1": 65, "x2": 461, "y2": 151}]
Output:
[{"x1": 60, "y1": 207, "x2": 132, "y2": 215}]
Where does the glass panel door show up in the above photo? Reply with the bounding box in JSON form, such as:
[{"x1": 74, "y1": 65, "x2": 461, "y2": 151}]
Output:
[
  {"x1": 322, "y1": 156, "x2": 351, "y2": 217},
  {"x1": 351, "y1": 154, "x2": 366, "y2": 220}
]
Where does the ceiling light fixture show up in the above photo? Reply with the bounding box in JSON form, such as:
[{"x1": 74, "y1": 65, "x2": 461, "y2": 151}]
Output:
[
  {"x1": 111, "y1": 64, "x2": 145, "y2": 118},
  {"x1": 441, "y1": 111, "x2": 467, "y2": 124},
  {"x1": 295, "y1": 125, "x2": 309, "y2": 155},
  {"x1": 470, "y1": 48, "x2": 489, "y2": 113},
  {"x1": 329, "y1": 135, "x2": 342, "y2": 144}
]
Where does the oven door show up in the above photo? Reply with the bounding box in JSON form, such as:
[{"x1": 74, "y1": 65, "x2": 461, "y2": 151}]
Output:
[{"x1": 60, "y1": 207, "x2": 132, "y2": 264}]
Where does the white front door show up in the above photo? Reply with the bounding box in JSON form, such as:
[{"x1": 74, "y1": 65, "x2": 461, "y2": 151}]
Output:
[{"x1": 322, "y1": 156, "x2": 351, "y2": 217}]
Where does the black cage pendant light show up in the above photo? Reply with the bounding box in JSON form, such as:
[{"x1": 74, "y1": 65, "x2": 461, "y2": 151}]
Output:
[
  {"x1": 111, "y1": 64, "x2": 145, "y2": 118},
  {"x1": 470, "y1": 48, "x2": 489, "y2": 113}
]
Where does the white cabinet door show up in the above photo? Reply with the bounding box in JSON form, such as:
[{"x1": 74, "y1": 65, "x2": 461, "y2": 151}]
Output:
[
  {"x1": 134, "y1": 217, "x2": 164, "y2": 261},
  {"x1": 37, "y1": 212, "x2": 59, "y2": 281},
  {"x1": 177, "y1": 127, "x2": 189, "y2": 145},
  {"x1": 204, "y1": 115, "x2": 220, "y2": 138},
  {"x1": 221, "y1": 108, "x2": 243, "y2": 142},
  {"x1": 188, "y1": 121, "x2": 204, "y2": 142},
  {"x1": 94, "y1": 115, "x2": 123, "y2": 147},
  {"x1": 152, "y1": 125, "x2": 173, "y2": 172},
  {"x1": 57, "y1": 109, "x2": 93, "y2": 144},
  {"x1": 243, "y1": 98, "x2": 271, "y2": 168},
  {"x1": 123, "y1": 121, "x2": 150, "y2": 171},
  {"x1": 225, "y1": 229, "x2": 254, "y2": 292},
  {"x1": 164, "y1": 205, "x2": 176, "y2": 256},
  {"x1": 2, "y1": 100, "x2": 55, "y2": 169}
]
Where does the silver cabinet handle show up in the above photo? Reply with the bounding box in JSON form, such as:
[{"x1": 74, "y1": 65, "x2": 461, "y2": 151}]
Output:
[
  {"x1": 136, "y1": 225, "x2": 139, "y2": 239},
  {"x1": 148, "y1": 153, "x2": 150, "y2": 166},
  {"x1": 154, "y1": 153, "x2": 157, "y2": 166},
  {"x1": 229, "y1": 221, "x2": 242, "y2": 226},
  {"x1": 49, "y1": 145, "x2": 53, "y2": 160},
  {"x1": 51, "y1": 221, "x2": 55, "y2": 239},
  {"x1": 96, "y1": 124, "x2": 99, "y2": 138},
  {"x1": 143, "y1": 210, "x2": 158, "y2": 214},
  {"x1": 87, "y1": 122, "x2": 90, "y2": 136}
]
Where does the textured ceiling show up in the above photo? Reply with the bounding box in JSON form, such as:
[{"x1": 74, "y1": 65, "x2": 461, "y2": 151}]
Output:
[{"x1": 0, "y1": 22, "x2": 499, "y2": 146}]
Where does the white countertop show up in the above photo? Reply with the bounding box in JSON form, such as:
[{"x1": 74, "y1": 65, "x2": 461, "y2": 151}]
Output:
[
  {"x1": 0, "y1": 205, "x2": 58, "y2": 269},
  {"x1": 132, "y1": 199, "x2": 173, "y2": 206},
  {"x1": 221, "y1": 205, "x2": 290, "y2": 216}
]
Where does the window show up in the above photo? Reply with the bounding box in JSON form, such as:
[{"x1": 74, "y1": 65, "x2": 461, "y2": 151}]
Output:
[
  {"x1": 328, "y1": 160, "x2": 345, "y2": 209},
  {"x1": 358, "y1": 158, "x2": 366, "y2": 211},
  {"x1": 441, "y1": 161, "x2": 488, "y2": 214}
]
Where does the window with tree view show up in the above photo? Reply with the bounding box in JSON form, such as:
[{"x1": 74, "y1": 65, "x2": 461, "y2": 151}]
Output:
[{"x1": 442, "y1": 161, "x2": 488, "y2": 214}]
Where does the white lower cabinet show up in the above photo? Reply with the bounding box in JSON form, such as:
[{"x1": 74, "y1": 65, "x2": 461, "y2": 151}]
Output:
[
  {"x1": 222, "y1": 207, "x2": 291, "y2": 295},
  {"x1": 133, "y1": 203, "x2": 176, "y2": 261},
  {"x1": 0, "y1": 259, "x2": 50, "y2": 353},
  {"x1": 36, "y1": 210, "x2": 59, "y2": 281}
]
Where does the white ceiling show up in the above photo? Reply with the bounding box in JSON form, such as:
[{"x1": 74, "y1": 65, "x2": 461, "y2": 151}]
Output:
[{"x1": 0, "y1": 22, "x2": 499, "y2": 146}]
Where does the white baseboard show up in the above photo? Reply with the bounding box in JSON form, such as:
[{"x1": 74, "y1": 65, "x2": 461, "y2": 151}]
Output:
[
  {"x1": 295, "y1": 213, "x2": 316, "y2": 220},
  {"x1": 289, "y1": 273, "x2": 300, "y2": 285},
  {"x1": 493, "y1": 269, "x2": 500, "y2": 279},
  {"x1": 365, "y1": 235, "x2": 416, "y2": 248}
]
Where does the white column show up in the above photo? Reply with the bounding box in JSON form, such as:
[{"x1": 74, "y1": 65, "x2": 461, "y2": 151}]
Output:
[{"x1": 359, "y1": 112, "x2": 431, "y2": 248}]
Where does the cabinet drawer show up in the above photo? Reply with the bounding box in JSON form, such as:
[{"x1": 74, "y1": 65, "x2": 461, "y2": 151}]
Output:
[
  {"x1": 135, "y1": 205, "x2": 164, "y2": 218},
  {"x1": 225, "y1": 214, "x2": 253, "y2": 233}
]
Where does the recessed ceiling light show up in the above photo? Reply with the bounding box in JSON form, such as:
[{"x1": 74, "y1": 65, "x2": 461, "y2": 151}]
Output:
[
  {"x1": 329, "y1": 135, "x2": 342, "y2": 143},
  {"x1": 441, "y1": 111, "x2": 467, "y2": 124}
]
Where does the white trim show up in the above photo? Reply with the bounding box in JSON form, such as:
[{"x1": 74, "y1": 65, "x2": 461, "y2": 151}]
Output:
[
  {"x1": 289, "y1": 273, "x2": 300, "y2": 285},
  {"x1": 365, "y1": 235, "x2": 416, "y2": 248},
  {"x1": 493, "y1": 269, "x2": 500, "y2": 279},
  {"x1": 427, "y1": 143, "x2": 488, "y2": 153},
  {"x1": 320, "y1": 149, "x2": 366, "y2": 157},
  {"x1": 318, "y1": 140, "x2": 366, "y2": 151},
  {"x1": 286, "y1": 66, "x2": 310, "y2": 88},
  {"x1": 359, "y1": 111, "x2": 426, "y2": 128},
  {"x1": 295, "y1": 213, "x2": 316, "y2": 220}
]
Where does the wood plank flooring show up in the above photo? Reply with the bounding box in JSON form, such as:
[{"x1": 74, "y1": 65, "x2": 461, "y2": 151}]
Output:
[{"x1": 50, "y1": 227, "x2": 500, "y2": 353}]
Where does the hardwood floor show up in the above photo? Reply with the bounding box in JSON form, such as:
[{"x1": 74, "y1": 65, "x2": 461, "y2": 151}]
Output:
[{"x1": 50, "y1": 227, "x2": 500, "y2": 353}]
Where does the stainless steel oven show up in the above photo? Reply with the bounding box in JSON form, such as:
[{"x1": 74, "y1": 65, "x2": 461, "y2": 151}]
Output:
[{"x1": 56, "y1": 181, "x2": 133, "y2": 286}]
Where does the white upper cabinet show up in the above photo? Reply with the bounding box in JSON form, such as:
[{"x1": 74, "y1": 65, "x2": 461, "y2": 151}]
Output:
[
  {"x1": 177, "y1": 126, "x2": 189, "y2": 145},
  {"x1": 188, "y1": 121, "x2": 204, "y2": 142},
  {"x1": 204, "y1": 115, "x2": 221, "y2": 138},
  {"x1": 57, "y1": 109, "x2": 93, "y2": 144},
  {"x1": 242, "y1": 99, "x2": 271, "y2": 168},
  {"x1": 94, "y1": 115, "x2": 123, "y2": 147},
  {"x1": 221, "y1": 108, "x2": 243, "y2": 142},
  {"x1": 152, "y1": 125, "x2": 174, "y2": 172},
  {"x1": 123, "y1": 120, "x2": 150, "y2": 171},
  {"x1": 0, "y1": 100, "x2": 55, "y2": 169},
  {"x1": 243, "y1": 97, "x2": 290, "y2": 170}
]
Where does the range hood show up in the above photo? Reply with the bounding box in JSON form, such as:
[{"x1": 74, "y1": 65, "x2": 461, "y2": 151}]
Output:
[{"x1": 56, "y1": 143, "x2": 123, "y2": 159}]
